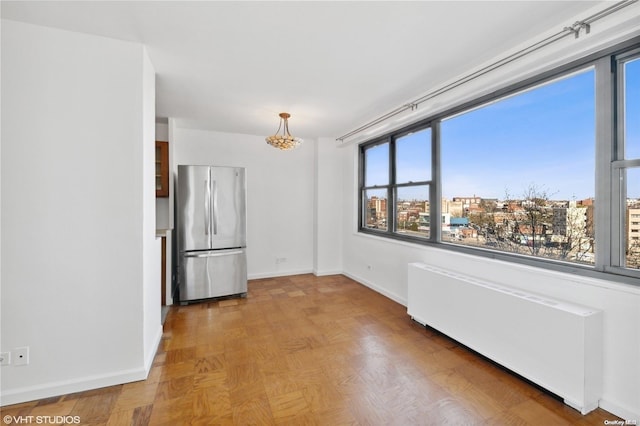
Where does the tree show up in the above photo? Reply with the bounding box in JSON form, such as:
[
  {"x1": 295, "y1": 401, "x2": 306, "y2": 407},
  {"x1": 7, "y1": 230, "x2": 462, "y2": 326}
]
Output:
[
  {"x1": 627, "y1": 237, "x2": 640, "y2": 269},
  {"x1": 555, "y1": 201, "x2": 594, "y2": 264},
  {"x1": 468, "y1": 199, "x2": 498, "y2": 241},
  {"x1": 504, "y1": 184, "x2": 554, "y2": 257}
]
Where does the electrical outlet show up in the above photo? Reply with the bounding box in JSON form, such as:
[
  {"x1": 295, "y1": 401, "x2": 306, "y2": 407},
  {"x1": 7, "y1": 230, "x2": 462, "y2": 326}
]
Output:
[
  {"x1": 0, "y1": 352, "x2": 10, "y2": 366},
  {"x1": 13, "y1": 347, "x2": 29, "y2": 366},
  {"x1": 275, "y1": 257, "x2": 287, "y2": 264}
]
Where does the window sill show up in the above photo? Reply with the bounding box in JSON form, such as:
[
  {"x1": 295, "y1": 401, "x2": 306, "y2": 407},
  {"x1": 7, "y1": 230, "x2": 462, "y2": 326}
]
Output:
[{"x1": 354, "y1": 230, "x2": 640, "y2": 291}]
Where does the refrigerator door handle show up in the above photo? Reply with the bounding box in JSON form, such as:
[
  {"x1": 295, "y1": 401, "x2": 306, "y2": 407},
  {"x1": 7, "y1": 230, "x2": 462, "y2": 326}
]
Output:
[
  {"x1": 212, "y1": 180, "x2": 219, "y2": 235},
  {"x1": 204, "y1": 180, "x2": 211, "y2": 236},
  {"x1": 184, "y1": 250, "x2": 244, "y2": 258}
]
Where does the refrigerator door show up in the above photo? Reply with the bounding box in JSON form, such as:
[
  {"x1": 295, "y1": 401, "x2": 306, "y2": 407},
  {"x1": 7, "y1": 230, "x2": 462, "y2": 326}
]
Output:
[
  {"x1": 180, "y1": 248, "x2": 248, "y2": 302},
  {"x1": 177, "y1": 165, "x2": 213, "y2": 252},
  {"x1": 209, "y1": 167, "x2": 247, "y2": 249}
]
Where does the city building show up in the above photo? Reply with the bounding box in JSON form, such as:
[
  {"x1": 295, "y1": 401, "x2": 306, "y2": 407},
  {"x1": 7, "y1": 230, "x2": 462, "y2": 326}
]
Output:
[
  {"x1": 628, "y1": 207, "x2": 640, "y2": 267},
  {"x1": 552, "y1": 201, "x2": 590, "y2": 242},
  {"x1": 366, "y1": 196, "x2": 387, "y2": 227},
  {"x1": 442, "y1": 197, "x2": 464, "y2": 217}
]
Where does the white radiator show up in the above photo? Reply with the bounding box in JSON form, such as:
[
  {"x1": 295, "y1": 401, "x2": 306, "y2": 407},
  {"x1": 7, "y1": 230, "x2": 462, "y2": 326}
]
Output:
[{"x1": 407, "y1": 262, "x2": 603, "y2": 414}]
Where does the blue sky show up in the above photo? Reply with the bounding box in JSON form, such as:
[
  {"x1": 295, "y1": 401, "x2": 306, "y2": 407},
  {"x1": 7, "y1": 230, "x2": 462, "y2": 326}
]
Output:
[
  {"x1": 366, "y1": 61, "x2": 639, "y2": 201},
  {"x1": 441, "y1": 69, "x2": 595, "y2": 200},
  {"x1": 626, "y1": 58, "x2": 640, "y2": 199}
]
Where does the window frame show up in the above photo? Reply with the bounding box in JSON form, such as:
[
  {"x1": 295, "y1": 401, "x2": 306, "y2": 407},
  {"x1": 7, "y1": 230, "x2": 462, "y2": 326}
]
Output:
[
  {"x1": 609, "y1": 47, "x2": 640, "y2": 276},
  {"x1": 359, "y1": 138, "x2": 391, "y2": 233},
  {"x1": 357, "y1": 36, "x2": 640, "y2": 284},
  {"x1": 359, "y1": 123, "x2": 436, "y2": 243}
]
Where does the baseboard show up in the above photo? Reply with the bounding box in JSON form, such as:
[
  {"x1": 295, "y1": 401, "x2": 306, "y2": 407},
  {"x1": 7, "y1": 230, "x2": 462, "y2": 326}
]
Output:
[
  {"x1": 144, "y1": 325, "x2": 164, "y2": 373},
  {"x1": 0, "y1": 326, "x2": 163, "y2": 407},
  {"x1": 599, "y1": 399, "x2": 640, "y2": 423},
  {"x1": 342, "y1": 271, "x2": 407, "y2": 306},
  {"x1": 0, "y1": 366, "x2": 148, "y2": 407},
  {"x1": 313, "y1": 269, "x2": 343, "y2": 277},
  {"x1": 248, "y1": 268, "x2": 314, "y2": 280}
]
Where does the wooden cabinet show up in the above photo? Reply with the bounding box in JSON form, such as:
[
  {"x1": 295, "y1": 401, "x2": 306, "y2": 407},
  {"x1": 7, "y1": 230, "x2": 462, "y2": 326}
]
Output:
[{"x1": 155, "y1": 141, "x2": 169, "y2": 197}]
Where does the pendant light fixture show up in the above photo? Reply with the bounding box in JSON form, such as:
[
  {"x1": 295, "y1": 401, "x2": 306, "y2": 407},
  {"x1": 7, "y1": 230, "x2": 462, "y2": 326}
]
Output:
[{"x1": 265, "y1": 112, "x2": 303, "y2": 150}]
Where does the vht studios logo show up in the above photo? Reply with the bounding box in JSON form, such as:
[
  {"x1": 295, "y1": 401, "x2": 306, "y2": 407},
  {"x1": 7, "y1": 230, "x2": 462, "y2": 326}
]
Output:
[{"x1": 3, "y1": 415, "x2": 81, "y2": 424}]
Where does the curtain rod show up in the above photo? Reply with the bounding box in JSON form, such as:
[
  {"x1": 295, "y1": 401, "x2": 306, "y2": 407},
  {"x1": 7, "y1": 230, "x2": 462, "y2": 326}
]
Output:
[{"x1": 336, "y1": 0, "x2": 637, "y2": 143}]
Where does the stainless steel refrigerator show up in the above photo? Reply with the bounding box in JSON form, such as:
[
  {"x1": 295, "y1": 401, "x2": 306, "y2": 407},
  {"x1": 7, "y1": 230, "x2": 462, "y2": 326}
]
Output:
[{"x1": 176, "y1": 165, "x2": 247, "y2": 303}]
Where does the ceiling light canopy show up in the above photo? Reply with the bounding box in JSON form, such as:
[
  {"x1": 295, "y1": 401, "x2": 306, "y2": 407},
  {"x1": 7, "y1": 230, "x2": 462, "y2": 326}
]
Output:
[{"x1": 265, "y1": 112, "x2": 303, "y2": 150}]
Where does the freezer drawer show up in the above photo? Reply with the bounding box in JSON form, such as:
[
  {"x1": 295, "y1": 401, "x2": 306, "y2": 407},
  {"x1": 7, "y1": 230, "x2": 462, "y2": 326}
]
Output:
[{"x1": 179, "y1": 248, "x2": 247, "y2": 302}]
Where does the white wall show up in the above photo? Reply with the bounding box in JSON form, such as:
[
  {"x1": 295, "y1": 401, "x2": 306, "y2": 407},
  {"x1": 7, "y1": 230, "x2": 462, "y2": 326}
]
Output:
[
  {"x1": 0, "y1": 15, "x2": 4, "y2": 382},
  {"x1": 172, "y1": 127, "x2": 315, "y2": 278},
  {"x1": 314, "y1": 138, "x2": 343, "y2": 275},
  {"x1": 142, "y1": 49, "x2": 162, "y2": 370},
  {"x1": 156, "y1": 122, "x2": 169, "y2": 142},
  {"x1": 0, "y1": 20, "x2": 161, "y2": 405}
]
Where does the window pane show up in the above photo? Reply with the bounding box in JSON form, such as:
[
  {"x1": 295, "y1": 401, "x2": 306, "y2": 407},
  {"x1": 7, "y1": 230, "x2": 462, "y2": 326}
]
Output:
[
  {"x1": 625, "y1": 168, "x2": 640, "y2": 269},
  {"x1": 624, "y1": 57, "x2": 640, "y2": 159},
  {"x1": 364, "y1": 143, "x2": 389, "y2": 186},
  {"x1": 396, "y1": 128, "x2": 431, "y2": 183},
  {"x1": 441, "y1": 70, "x2": 595, "y2": 265},
  {"x1": 364, "y1": 189, "x2": 388, "y2": 231},
  {"x1": 396, "y1": 185, "x2": 429, "y2": 238}
]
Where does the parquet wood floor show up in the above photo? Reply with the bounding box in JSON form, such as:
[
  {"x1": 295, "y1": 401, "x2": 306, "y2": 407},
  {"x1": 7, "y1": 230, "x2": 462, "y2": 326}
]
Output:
[{"x1": 1, "y1": 274, "x2": 622, "y2": 425}]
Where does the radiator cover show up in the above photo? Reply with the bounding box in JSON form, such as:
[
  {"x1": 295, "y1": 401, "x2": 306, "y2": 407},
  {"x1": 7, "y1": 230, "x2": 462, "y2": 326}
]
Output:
[{"x1": 407, "y1": 262, "x2": 603, "y2": 414}]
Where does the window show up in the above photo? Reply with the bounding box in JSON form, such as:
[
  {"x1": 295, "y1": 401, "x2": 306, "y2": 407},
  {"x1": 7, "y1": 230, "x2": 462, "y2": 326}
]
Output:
[
  {"x1": 623, "y1": 57, "x2": 640, "y2": 159},
  {"x1": 395, "y1": 129, "x2": 431, "y2": 238},
  {"x1": 623, "y1": 168, "x2": 640, "y2": 269},
  {"x1": 615, "y1": 52, "x2": 640, "y2": 271},
  {"x1": 359, "y1": 40, "x2": 640, "y2": 281},
  {"x1": 360, "y1": 127, "x2": 431, "y2": 240},
  {"x1": 441, "y1": 70, "x2": 595, "y2": 265},
  {"x1": 362, "y1": 142, "x2": 389, "y2": 231}
]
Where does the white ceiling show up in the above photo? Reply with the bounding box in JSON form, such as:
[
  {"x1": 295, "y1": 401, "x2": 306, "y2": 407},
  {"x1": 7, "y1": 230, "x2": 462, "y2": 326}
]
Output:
[{"x1": 2, "y1": 1, "x2": 603, "y2": 139}]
